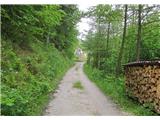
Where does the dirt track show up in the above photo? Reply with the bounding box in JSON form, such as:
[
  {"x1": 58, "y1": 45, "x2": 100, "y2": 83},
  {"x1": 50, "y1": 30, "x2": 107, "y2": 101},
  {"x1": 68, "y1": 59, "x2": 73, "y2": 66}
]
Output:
[{"x1": 44, "y1": 62, "x2": 128, "y2": 116}]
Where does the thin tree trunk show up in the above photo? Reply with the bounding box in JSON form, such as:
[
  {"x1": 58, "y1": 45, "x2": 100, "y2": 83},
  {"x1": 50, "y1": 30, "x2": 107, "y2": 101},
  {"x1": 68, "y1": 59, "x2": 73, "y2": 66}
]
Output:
[
  {"x1": 116, "y1": 5, "x2": 128, "y2": 77},
  {"x1": 132, "y1": 7, "x2": 135, "y2": 26},
  {"x1": 96, "y1": 16, "x2": 101, "y2": 69},
  {"x1": 47, "y1": 34, "x2": 50, "y2": 44},
  {"x1": 106, "y1": 22, "x2": 110, "y2": 56},
  {"x1": 136, "y1": 4, "x2": 142, "y2": 61}
]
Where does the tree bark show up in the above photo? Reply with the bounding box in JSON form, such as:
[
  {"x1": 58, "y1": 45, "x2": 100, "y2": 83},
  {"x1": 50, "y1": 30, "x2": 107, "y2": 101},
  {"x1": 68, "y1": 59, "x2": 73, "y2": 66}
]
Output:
[
  {"x1": 116, "y1": 5, "x2": 128, "y2": 77},
  {"x1": 136, "y1": 4, "x2": 142, "y2": 61},
  {"x1": 106, "y1": 22, "x2": 111, "y2": 56},
  {"x1": 95, "y1": 15, "x2": 101, "y2": 69}
]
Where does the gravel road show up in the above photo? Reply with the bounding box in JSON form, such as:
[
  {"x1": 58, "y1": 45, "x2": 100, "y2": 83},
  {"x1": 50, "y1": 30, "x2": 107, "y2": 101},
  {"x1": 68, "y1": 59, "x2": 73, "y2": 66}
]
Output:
[{"x1": 44, "y1": 62, "x2": 128, "y2": 116}]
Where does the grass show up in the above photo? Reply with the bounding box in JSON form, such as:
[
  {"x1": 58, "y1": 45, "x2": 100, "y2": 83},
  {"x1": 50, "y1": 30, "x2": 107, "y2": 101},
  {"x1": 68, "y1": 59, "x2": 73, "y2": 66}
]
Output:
[
  {"x1": 73, "y1": 81, "x2": 84, "y2": 90},
  {"x1": 84, "y1": 63, "x2": 158, "y2": 116}
]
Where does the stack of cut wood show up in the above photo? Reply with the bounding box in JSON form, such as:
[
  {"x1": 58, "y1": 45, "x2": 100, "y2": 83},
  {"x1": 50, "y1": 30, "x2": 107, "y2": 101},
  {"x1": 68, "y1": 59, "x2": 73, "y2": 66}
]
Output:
[{"x1": 124, "y1": 60, "x2": 160, "y2": 114}]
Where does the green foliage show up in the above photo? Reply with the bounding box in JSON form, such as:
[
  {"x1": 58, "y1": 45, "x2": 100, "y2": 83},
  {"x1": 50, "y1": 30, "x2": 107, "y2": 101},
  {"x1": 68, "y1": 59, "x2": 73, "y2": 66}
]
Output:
[
  {"x1": 2, "y1": 6, "x2": 39, "y2": 43},
  {"x1": 84, "y1": 64, "x2": 158, "y2": 115},
  {"x1": 1, "y1": 39, "x2": 72, "y2": 115},
  {"x1": 141, "y1": 21, "x2": 160, "y2": 59},
  {"x1": 37, "y1": 5, "x2": 64, "y2": 27},
  {"x1": 1, "y1": 5, "x2": 80, "y2": 59},
  {"x1": 82, "y1": 5, "x2": 160, "y2": 115},
  {"x1": 54, "y1": 5, "x2": 80, "y2": 59},
  {"x1": 1, "y1": 5, "x2": 80, "y2": 115},
  {"x1": 83, "y1": 5, "x2": 160, "y2": 75}
]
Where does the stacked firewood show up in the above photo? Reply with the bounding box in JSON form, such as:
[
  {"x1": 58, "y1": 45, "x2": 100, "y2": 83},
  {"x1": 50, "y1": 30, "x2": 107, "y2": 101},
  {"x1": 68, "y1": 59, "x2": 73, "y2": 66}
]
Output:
[{"x1": 124, "y1": 60, "x2": 160, "y2": 114}]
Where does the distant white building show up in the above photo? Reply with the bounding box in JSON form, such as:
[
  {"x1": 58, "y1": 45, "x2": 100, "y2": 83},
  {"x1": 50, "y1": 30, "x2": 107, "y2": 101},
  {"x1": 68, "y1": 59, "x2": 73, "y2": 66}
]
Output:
[{"x1": 75, "y1": 48, "x2": 83, "y2": 57}]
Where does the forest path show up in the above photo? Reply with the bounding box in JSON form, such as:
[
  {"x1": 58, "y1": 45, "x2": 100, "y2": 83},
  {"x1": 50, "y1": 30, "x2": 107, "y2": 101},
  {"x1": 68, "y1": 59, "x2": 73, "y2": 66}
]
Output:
[{"x1": 44, "y1": 62, "x2": 128, "y2": 116}]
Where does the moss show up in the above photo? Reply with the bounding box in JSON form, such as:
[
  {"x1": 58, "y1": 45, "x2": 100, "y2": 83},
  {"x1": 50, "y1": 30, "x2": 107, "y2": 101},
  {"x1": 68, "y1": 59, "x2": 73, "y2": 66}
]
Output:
[{"x1": 73, "y1": 81, "x2": 84, "y2": 90}]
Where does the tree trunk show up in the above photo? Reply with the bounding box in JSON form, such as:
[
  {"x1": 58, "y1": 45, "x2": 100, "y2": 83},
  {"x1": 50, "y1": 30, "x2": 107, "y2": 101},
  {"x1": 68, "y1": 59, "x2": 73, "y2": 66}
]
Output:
[
  {"x1": 47, "y1": 34, "x2": 50, "y2": 44},
  {"x1": 132, "y1": 7, "x2": 135, "y2": 26},
  {"x1": 106, "y1": 22, "x2": 111, "y2": 56},
  {"x1": 96, "y1": 16, "x2": 101, "y2": 69},
  {"x1": 136, "y1": 4, "x2": 142, "y2": 61},
  {"x1": 116, "y1": 5, "x2": 128, "y2": 77}
]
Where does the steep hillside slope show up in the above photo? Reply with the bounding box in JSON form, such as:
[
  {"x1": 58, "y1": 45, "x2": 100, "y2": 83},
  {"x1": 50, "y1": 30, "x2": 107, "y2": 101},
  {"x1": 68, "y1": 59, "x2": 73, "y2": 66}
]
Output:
[{"x1": 1, "y1": 39, "x2": 72, "y2": 115}]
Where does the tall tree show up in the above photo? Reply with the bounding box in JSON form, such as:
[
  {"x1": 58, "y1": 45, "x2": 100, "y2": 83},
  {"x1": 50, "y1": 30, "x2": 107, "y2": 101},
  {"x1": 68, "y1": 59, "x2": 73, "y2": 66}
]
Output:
[
  {"x1": 83, "y1": 4, "x2": 160, "y2": 75},
  {"x1": 106, "y1": 22, "x2": 111, "y2": 56},
  {"x1": 136, "y1": 5, "x2": 143, "y2": 61},
  {"x1": 116, "y1": 5, "x2": 128, "y2": 77}
]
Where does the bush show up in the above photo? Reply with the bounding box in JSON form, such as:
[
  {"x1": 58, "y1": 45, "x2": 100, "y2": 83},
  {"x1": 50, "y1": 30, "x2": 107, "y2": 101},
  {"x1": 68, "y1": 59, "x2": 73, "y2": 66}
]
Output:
[{"x1": 1, "y1": 39, "x2": 72, "y2": 115}]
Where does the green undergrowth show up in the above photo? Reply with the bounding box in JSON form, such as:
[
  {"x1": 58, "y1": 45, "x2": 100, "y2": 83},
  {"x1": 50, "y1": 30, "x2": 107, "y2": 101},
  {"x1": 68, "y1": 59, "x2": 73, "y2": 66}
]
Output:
[
  {"x1": 84, "y1": 63, "x2": 158, "y2": 116},
  {"x1": 1, "y1": 39, "x2": 73, "y2": 115}
]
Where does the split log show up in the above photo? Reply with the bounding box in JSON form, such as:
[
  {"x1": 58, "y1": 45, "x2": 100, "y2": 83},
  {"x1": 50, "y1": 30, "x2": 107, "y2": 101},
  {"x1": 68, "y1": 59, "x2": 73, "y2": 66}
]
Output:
[{"x1": 124, "y1": 60, "x2": 160, "y2": 114}]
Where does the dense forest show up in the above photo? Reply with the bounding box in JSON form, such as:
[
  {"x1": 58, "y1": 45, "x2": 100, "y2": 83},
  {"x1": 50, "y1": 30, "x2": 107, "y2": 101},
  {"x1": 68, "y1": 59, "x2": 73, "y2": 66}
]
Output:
[
  {"x1": 83, "y1": 5, "x2": 160, "y2": 75},
  {"x1": 83, "y1": 5, "x2": 160, "y2": 115},
  {"x1": 1, "y1": 5, "x2": 80, "y2": 115}
]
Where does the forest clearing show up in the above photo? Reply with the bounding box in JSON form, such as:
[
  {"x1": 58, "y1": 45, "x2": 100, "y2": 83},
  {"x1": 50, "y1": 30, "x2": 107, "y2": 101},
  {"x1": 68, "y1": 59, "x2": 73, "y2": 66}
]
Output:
[{"x1": 1, "y1": 4, "x2": 160, "y2": 116}]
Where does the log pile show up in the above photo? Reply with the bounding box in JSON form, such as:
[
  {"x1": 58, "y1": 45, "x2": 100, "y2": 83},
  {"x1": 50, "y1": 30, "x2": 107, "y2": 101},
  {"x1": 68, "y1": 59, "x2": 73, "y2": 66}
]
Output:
[{"x1": 124, "y1": 60, "x2": 160, "y2": 114}]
